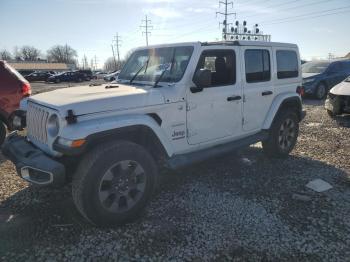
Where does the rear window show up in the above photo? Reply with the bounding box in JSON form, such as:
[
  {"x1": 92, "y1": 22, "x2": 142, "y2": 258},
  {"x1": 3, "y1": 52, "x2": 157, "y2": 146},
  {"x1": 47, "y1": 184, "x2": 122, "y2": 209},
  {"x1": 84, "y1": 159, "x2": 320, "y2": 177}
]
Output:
[
  {"x1": 276, "y1": 50, "x2": 299, "y2": 79},
  {"x1": 3, "y1": 62, "x2": 27, "y2": 83},
  {"x1": 245, "y1": 49, "x2": 271, "y2": 83}
]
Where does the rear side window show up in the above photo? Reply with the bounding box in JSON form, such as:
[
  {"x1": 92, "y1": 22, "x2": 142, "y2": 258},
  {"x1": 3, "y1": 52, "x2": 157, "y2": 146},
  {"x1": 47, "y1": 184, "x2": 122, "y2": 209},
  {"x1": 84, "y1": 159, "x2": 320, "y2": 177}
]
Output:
[
  {"x1": 0, "y1": 62, "x2": 26, "y2": 83},
  {"x1": 276, "y1": 50, "x2": 299, "y2": 79},
  {"x1": 245, "y1": 49, "x2": 270, "y2": 83}
]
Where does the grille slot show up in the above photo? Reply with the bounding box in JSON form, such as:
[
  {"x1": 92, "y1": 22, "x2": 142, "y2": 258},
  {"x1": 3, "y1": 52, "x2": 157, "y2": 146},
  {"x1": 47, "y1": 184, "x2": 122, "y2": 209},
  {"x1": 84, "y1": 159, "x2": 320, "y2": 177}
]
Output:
[{"x1": 27, "y1": 102, "x2": 50, "y2": 144}]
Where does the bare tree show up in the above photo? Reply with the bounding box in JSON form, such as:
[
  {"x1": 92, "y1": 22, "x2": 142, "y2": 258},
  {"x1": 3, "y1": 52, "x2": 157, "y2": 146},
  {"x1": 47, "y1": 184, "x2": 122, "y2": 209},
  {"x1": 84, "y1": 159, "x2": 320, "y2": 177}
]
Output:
[
  {"x1": 104, "y1": 57, "x2": 117, "y2": 72},
  {"x1": 19, "y1": 46, "x2": 41, "y2": 61},
  {"x1": 0, "y1": 49, "x2": 12, "y2": 60},
  {"x1": 47, "y1": 44, "x2": 77, "y2": 64}
]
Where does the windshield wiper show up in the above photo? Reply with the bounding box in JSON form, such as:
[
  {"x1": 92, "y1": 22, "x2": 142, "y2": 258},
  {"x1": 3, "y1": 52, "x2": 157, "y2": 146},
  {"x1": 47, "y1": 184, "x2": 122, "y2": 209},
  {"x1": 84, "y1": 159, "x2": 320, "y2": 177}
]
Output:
[
  {"x1": 153, "y1": 49, "x2": 176, "y2": 88},
  {"x1": 130, "y1": 59, "x2": 149, "y2": 84}
]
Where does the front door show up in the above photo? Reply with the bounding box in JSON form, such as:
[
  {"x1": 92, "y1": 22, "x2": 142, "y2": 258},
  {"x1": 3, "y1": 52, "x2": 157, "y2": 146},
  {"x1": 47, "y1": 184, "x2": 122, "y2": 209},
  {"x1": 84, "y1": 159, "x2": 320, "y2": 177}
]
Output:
[
  {"x1": 186, "y1": 48, "x2": 243, "y2": 145},
  {"x1": 242, "y1": 47, "x2": 274, "y2": 131}
]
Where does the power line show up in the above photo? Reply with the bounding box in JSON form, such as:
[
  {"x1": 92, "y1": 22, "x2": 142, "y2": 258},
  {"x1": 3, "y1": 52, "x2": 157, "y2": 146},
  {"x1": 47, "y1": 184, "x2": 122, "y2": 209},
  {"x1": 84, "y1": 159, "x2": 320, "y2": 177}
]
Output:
[
  {"x1": 216, "y1": 0, "x2": 236, "y2": 39},
  {"x1": 140, "y1": 15, "x2": 153, "y2": 46},
  {"x1": 243, "y1": 0, "x2": 332, "y2": 19},
  {"x1": 260, "y1": 4, "x2": 350, "y2": 24},
  {"x1": 263, "y1": 8, "x2": 350, "y2": 26}
]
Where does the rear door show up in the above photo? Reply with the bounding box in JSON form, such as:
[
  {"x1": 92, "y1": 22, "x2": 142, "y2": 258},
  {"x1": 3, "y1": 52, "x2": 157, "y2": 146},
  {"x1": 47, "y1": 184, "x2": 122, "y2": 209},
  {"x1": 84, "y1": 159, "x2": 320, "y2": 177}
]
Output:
[
  {"x1": 186, "y1": 47, "x2": 243, "y2": 145},
  {"x1": 242, "y1": 47, "x2": 274, "y2": 131}
]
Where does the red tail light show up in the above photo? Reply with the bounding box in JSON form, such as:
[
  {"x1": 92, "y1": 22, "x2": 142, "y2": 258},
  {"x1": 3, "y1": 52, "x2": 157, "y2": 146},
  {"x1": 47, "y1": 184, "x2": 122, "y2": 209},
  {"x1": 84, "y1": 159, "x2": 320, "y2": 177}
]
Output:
[
  {"x1": 22, "y1": 82, "x2": 32, "y2": 97},
  {"x1": 296, "y1": 86, "x2": 305, "y2": 97}
]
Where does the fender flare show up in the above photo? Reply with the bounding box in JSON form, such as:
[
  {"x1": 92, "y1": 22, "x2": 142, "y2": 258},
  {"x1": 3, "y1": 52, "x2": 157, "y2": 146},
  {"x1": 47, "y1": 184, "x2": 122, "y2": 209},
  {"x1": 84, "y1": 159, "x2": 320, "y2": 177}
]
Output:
[
  {"x1": 262, "y1": 93, "x2": 302, "y2": 130},
  {"x1": 57, "y1": 114, "x2": 174, "y2": 157}
]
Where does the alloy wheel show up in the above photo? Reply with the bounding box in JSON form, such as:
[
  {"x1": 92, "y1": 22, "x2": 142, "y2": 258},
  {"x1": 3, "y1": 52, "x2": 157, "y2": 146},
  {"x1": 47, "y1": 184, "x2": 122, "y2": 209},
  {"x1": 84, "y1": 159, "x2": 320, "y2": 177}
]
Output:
[
  {"x1": 278, "y1": 118, "x2": 296, "y2": 151},
  {"x1": 98, "y1": 160, "x2": 147, "y2": 213}
]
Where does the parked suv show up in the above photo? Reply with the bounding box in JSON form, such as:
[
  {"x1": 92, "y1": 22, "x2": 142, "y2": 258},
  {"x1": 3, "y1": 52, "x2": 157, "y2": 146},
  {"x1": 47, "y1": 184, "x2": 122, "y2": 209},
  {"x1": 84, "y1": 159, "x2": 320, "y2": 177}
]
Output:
[
  {"x1": 2, "y1": 41, "x2": 305, "y2": 226},
  {"x1": 76, "y1": 69, "x2": 93, "y2": 81},
  {"x1": 47, "y1": 71, "x2": 85, "y2": 83},
  {"x1": 0, "y1": 60, "x2": 31, "y2": 145},
  {"x1": 302, "y1": 59, "x2": 350, "y2": 99},
  {"x1": 25, "y1": 71, "x2": 54, "y2": 82}
]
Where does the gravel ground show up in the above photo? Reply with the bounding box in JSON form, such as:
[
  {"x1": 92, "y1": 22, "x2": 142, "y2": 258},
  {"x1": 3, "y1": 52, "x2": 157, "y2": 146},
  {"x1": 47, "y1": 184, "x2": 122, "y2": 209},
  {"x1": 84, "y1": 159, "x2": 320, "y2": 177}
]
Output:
[{"x1": 1, "y1": 98, "x2": 350, "y2": 261}]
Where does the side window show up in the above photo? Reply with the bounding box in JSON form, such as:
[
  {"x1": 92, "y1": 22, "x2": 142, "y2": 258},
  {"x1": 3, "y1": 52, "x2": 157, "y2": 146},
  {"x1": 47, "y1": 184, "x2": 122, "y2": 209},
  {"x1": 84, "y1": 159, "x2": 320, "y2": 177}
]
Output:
[
  {"x1": 245, "y1": 49, "x2": 270, "y2": 83},
  {"x1": 338, "y1": 61, "x2": 350, "y2": 71},
  {"x1": 276, "y1": 50, "x2": 299, "y2": 79},
  {"x1": 195, "y1": 49, "x2": 236, "y2": 87}
]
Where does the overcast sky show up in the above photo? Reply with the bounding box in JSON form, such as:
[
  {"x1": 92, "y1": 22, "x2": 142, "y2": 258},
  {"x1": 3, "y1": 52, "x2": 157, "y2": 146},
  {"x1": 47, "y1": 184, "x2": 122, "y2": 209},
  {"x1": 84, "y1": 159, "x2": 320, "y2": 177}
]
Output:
[{"x1": 1, "y1": 0, "x2": 349, "y2": 68}]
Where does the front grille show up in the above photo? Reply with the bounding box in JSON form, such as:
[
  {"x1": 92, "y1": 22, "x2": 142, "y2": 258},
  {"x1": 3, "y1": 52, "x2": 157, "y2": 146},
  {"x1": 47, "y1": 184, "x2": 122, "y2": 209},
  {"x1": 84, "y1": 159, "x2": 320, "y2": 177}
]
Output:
[{"x1": 27, "y1": 102, "x2": 50, "y2": 144}]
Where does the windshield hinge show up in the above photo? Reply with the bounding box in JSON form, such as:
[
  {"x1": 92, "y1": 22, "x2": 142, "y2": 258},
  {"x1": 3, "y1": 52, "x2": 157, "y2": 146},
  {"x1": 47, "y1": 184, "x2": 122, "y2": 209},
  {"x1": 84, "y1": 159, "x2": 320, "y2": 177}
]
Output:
[{"x1": 66, "y1": 110, "x2": 77, "y2": 124}]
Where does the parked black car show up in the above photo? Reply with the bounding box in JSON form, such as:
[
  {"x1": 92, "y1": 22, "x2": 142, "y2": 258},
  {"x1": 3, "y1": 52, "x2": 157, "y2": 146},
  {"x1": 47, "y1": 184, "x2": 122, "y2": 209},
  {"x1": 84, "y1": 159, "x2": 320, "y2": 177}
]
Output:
[
  {"x1": 76, "y1": 69, "x2": 93, "y2": 81},
  {"x1": 25, "y1": 71, "x2": 54, "y2": 82},
  {"x1": 47, "y1": 71, "x2": 85, "y2": 83}
]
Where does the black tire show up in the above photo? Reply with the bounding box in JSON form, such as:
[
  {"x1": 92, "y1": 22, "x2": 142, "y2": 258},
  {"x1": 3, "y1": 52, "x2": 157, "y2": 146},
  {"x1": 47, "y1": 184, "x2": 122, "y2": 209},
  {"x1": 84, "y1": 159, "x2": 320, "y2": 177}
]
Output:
[
  {"x1": 72, "y1": 140, "x2": 158, "y2": 226},
  {"x1": 55, "y1": 78, "x2": 60, "y2": 83},
  {"x1": 315, "y1": 83, "x2": 327, "y2": 100},
  {"x1": 0, "y1": 121, "x2": 6, "y2": 146},
  {"x1": 262, "y1": 109, "x2": 299, "y2": 158},
  {"x1": 327, "y1": 109, "x2": 336, "y2": 118}
]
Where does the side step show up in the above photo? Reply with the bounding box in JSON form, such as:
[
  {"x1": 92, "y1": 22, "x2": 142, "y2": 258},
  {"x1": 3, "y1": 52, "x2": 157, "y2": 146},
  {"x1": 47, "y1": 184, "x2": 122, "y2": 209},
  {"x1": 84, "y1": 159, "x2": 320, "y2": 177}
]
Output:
[{"x1": 167, "y1": 131, "x2": 269, "y2": 169}]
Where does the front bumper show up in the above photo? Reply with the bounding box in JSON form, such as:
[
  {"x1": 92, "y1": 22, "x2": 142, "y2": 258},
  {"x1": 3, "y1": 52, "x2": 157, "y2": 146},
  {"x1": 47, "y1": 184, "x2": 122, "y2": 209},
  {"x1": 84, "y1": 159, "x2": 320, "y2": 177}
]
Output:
[
  {"x1": 325, "y1": 94, "x2": 341, "y2": 114},
  {"x1": 2, "y1": 133, "x2": 66, "y2": 187},
  {"x1": 302, "y1": 82, "x2": 317, "y2": 95}
]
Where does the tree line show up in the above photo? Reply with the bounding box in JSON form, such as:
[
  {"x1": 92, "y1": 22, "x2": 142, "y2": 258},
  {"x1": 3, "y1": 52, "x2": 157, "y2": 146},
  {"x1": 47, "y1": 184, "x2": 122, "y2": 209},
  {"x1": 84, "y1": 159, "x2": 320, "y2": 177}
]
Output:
[{"x1": 0, "y1": 45, "x2": 78, "y2": 64}]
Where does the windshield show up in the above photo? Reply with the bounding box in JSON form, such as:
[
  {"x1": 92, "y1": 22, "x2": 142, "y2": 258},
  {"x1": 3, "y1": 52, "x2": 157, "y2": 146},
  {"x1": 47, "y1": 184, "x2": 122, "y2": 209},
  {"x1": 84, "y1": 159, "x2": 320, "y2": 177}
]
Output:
[
  {"x1": 302, "y1": 61, "x2": 330, "y2": 74},
  {"x1": 119, "y1": 46, "x2": 194, "y2": 84}
]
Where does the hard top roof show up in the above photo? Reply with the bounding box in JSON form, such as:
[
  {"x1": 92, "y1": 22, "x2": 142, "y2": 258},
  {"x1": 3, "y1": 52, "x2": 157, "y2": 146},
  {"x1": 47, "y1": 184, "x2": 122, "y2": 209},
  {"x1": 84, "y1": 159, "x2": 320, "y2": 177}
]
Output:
[{"x1": 138, "y1": 40, "x2": 298, "y2": 49}]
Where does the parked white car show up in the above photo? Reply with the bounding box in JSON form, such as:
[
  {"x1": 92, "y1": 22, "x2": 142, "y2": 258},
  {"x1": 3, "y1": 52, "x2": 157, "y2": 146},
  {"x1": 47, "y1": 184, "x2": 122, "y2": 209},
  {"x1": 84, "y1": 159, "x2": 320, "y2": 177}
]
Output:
[
  {"x1": 325, "y1": 76, "x2": 350, "y2": 116},
  {"x1": 104, "y1": 70, "x2": 120, "y2": 82},
  {"x1": 3, "y1": 41, "x2": 305, "y2": 226}
]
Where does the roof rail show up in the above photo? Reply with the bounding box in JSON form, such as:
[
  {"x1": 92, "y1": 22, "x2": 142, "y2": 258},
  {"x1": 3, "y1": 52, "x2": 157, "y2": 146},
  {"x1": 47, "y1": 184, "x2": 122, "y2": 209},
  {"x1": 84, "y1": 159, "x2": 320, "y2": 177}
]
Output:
[{"x1": 201, "y1": 41, "x2": 241, "y2": 46}]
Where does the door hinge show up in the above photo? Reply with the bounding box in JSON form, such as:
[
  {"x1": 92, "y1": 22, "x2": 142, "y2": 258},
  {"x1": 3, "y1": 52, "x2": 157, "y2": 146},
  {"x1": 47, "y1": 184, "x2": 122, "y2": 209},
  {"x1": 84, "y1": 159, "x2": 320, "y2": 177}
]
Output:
[{"x1": 243, "y1": 95, "x2": 246, "y2": 103}]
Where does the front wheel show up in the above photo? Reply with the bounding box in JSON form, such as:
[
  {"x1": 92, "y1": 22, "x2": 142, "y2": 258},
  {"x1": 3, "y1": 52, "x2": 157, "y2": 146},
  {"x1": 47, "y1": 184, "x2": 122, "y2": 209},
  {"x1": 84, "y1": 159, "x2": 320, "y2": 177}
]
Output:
[
  {"x1": 315, "y1": 83, "x2": 327, "y2": 100},
  {"x1": 72, "y1": 141, "x2": 158, "y2": 226},
  {"x1": 262, "y1": 110, "x2": 299, "y2": 158},
  {"x1": 0, "y1": 120, "x2": 6, "y2": 146}
]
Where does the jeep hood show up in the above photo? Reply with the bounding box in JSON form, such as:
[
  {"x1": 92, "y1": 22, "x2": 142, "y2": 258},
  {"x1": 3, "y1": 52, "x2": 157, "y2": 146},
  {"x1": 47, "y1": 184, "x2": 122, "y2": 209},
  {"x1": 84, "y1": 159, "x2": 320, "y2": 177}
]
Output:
[
  {"x1": 29, "y1": 84, "x2": 165, "y2": 115},
  {"x1": 329, "y1": 81, "x2": 350, "y2": 96}
]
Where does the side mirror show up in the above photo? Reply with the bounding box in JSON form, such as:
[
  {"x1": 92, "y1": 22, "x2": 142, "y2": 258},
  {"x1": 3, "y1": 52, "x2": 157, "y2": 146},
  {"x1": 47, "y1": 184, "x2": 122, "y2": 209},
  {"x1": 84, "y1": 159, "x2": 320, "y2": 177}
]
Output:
[{"x1": 191, "y1": 69, "x2": 211, "y2": 93}]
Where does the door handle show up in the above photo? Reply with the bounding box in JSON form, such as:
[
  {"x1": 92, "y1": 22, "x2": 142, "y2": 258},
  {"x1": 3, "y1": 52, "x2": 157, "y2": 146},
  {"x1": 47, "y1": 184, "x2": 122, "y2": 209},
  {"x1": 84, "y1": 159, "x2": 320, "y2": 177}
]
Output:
[
  {"x1": 227, "y1": 95, "x2": 242, "y2": 101},
  {"x1": 262, "y1": 91, "x2": 273, "y2": 96}
]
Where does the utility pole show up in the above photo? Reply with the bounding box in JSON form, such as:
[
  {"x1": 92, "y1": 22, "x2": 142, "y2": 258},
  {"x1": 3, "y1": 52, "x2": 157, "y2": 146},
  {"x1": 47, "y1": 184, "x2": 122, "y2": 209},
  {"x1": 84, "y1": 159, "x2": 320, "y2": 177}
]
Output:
[
  {"x1": 83, "y1": 54, "x2": 88, "y2": 69},
  {"x1": 328, "y1": 53, "x2": 334, "y2": 61},
  {"x1": 113, "y1": 33, "x2": 122, "y2": 69},
  {"x1": 94, "y1": 55, "x2": 98, "y2": 70},
  {"x1": 140, "y1": 15, "x2": 153, "y2": 46},
  {"x1": 216, "y1": 0, "x2": 236, "y2": 40},
  {"x1": 111, "y1": 44, "x2": 118, "y2": 70}
]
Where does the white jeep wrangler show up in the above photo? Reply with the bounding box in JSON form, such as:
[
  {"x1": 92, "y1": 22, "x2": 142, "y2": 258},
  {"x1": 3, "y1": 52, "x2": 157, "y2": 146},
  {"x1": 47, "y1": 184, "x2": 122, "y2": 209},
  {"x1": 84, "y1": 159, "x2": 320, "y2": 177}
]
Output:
[{"x1": 2, "y1": 41, "x2": 305, "y2": 226}]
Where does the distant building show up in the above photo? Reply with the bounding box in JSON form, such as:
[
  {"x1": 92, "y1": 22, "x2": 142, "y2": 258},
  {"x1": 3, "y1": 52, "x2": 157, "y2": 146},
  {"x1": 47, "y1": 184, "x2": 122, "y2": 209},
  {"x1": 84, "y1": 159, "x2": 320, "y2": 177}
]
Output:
[{"x1": 8, "y1": 61, "x2": 76, "y2": 75}]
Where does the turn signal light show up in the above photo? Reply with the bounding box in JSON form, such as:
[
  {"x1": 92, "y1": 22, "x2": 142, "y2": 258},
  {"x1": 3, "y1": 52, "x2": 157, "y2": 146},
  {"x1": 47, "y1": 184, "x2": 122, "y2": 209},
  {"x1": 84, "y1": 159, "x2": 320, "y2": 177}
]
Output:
[
  {"x1": 22, "y1": 82, "x2": 32, "y2": 97},
  {"x1": 296, "y1": 86, "x2": 305, "y2": 97}
]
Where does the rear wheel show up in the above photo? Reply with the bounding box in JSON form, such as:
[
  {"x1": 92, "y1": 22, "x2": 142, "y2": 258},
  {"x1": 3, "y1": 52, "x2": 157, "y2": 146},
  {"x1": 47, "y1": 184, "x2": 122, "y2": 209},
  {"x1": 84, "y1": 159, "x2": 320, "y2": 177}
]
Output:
[
  {"x1": 315, "y1": 83, "x2": 327, "y2": 100},
  {"x1": 72, "y1": 140, "x2": 158, "y2": 226},
  {"x1": 55, "y1": 78, "x2": 60, "y2": 83},
  {"x1": 262, "y1": 110, "x2": 299, "y2": 158},
  {"x1": 0, "y1": 121, "x2": 5, "y2": 146}
]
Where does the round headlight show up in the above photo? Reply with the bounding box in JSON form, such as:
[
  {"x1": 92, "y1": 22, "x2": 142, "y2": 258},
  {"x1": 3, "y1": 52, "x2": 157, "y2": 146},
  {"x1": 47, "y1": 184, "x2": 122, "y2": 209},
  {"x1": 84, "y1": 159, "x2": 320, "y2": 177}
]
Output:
[{"x1": 47, "y1": 114, "x2": 60, "y2": 137}]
